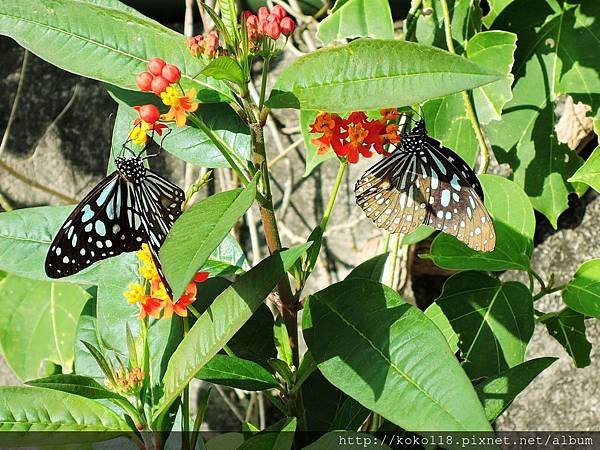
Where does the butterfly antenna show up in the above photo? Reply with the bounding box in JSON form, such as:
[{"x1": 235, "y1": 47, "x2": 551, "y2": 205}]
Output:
[
  {"x1": 137, "y1": 127, "x2": 156, "y2": 158},
  {"x1": 143, "y1": 126, "x2": 172, "y2": 160}
]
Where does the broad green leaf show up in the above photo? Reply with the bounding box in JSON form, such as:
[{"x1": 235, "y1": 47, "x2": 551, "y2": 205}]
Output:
[
  {"x1": 435, "y1": 272, "x2": 534, "y2": 378},
  {"x1": 238, "y1": 417, "x2": 296, "y2": 450},
  {"x1": 424, "y1": 302, "x2": 459, "y2": 353},
  {"x1": 218, "y1": 0, "x2": 239, "y2": 46},
  {"x1": 273, "y1": 317, "x2": 293, "y2": 366},
  {"x1": 301, "y1": 110, "x2": 337, "y2": 176},
  {"x1": 482, "y1": 0, "x2": 515, "y2": 27},
  {"x1": 467, "y1": 31, "x2": 516, "y2": 124},
  {"x1": 0, "y1": 274, "x2": 90, "y2": 380},
  {"x1": 74, "y1": 299, "x2": 104, "y2": 380},
  {"x1": 26, "y1": 374, "x2": 124, "y2": 400},
  {"x1": 317, "y1": 0, "x2": 394, "y2": 45},
  {"x1": 160, "y1": 178, "x2": 257, "y2": 300},
  {"x1": 475, "y1": 357, "x2": 557, "y2": 421},
  {"x1": 0, "y1": 386, "x2": 130, "y2": 431},
  {"x1": 196, "y1": 354, "x2": 278, "y2": 391},
  {"x1": 486, "y1": 0, "x2": 597, "y2": 225},
  {"x1": 428, "y1": 175, "x2": 535, "y2": 271},
  {"x1": 202, "y1": 56, "x2": 245, "y2": 86},
  {"x1": 206, "y1": 433, "x2": 244, "y2": 450},
  {"x1": 305, "y1": 432, "x2": 392, "y2": 450},
  {"x1": 0, "y1": 0, "x2": 229, "y2": 102},
  {"x1": 346, "y1": 253, "x2": 388, "y2": 282},
  {"x1": 268, "y1": 39, "x2": 504, "y2": 112},
  {"x1": 402, "y1": 225, "x2": 435, "y2": 245},
  {"x1": 155, "y1": 244, "x2": 310, "y2": 421},
  {"x1": 569, "y1": 146, "x2": 600, "y2": 193},
  {"x1": 202, "y1": 233, "x2": 249, "y2": 276},
  {"x1": 541, "y1": 308, "x2": 592, "y2": 368},
  {"x1": 303, "y1": 279, "x2": 492, "y2": 431},
  {"x1": 292, "y1": 351, "x2": 316, "y2": 393},
  {"x1": 302, "y1": 369, "x2": 369, "y2": 431},
  {"x1": 228, "y1": 303, "x2": 277, "y2": 364},
  {"x1": 423, "y1": 95, "x2": 479, "y2": 168},
  {"x1": 107, "y1": 85, "x2": 252, "y2": 167},
  {"x1": 562, "y1": 259, "x2": 600, "y2": 319}
]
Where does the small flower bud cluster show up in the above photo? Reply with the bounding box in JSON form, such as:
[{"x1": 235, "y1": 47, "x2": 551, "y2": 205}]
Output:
[
  {"x1": 136, "y1": 57, "x2": 181, "y2": 95},
  {"x1": 108, "y1": 367, "x2": 144, "y2": 395},
  {"x1": 242, "y1": 5, "x2": 295, "y2": 46},
  {"x1": 187, "y1": 30, "x2": 221, "y2": 59}
]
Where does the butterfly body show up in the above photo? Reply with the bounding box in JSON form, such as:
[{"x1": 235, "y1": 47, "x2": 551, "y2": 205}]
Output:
[
  {"x1": 355, "y1": 119, "x2": 495, "y2": 252},
  {"x1": 45, "y1": 156, "x2": 184, "y2": 292}
]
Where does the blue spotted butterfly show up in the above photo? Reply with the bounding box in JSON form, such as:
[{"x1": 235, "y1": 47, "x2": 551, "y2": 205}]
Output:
[
  {"x1": 355, "y1": 118, "x2": 496, "y2": 252},
  {"x1": 45, "y1": 153, "x2": 184, "y2": 294}
]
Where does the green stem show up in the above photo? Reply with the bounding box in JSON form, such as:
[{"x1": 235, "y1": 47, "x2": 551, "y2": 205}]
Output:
[
  {"x1": 529, "y1": 268, "x2": 548, "y2": 292},
  {"x1": 319, "y1": 161, "x2": 347, "y2": 230},
  {"x1": 438, "y1": 0, "x2": 491, "y2": 175},
  {"x1": 533, "y1": 284, "x2": 565, "y2": 301},
  {"x1": 182, "y1": 317, "x2": 191, "y2": 450},
  {"x1": 258, "y1": 57, "x2": 271, "y2": 111}
]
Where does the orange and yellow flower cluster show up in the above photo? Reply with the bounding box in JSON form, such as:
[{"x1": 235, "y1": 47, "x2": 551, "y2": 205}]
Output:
[
  {"x1": 309, "y1": 109, "x2": 401, "y2": 164},
  {"x1": 124, "y1": 244, "x2": 208, "y2": 320}
]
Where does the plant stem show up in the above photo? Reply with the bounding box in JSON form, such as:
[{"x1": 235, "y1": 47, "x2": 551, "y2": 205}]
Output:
[
  {"x1": 258, "y1": 57, "x2": 271, "y2": 111},
  {"x1": 438, "y1": 0, "x2": 491, "y2": 175},
  {"x1": 182, "y1": 317, "x2": 191, "y2": 450},
  {"x1": 250, "y1": 123, "x2": 299, "y2": 366},
  {"x1": 320, "y1": 161, "x2": 347, "y2": 230}
]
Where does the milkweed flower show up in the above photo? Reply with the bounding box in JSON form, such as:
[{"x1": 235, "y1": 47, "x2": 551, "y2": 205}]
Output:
[
  {"x1": 160, "y1": 86, "x2": 199, "y2": 127},
  {"x1": 308, "y1": 108, "x2": 402, "y2": 163},
  {"x1": 124, "y1": 244, "x2": 209, "y2": 319}
]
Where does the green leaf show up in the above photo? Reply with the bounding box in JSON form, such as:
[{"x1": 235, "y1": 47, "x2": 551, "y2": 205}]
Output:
[
  {"x1": 562, "y1": 259, "x2": 600, "y2": 319},
  {"x1": 268, "y1": 39, "x2": 504, "y2": 111},
  {"x1": 202, "y1": 56, "x2": 245, "y2": 86},
  {"x1": 424, "y1": 302, "x2": 459, "y2": 353},
  {"x1": 435, "y1": 272, "x2": 534, "y2": 378},
  {"x1": 541, "y1": 308, "x2": 592, "y2": 368},
  {"x1": 273, "y1": 317, "x2": 293, "y2": 366},
  {"x1": 303, "y1": 279, "x2": 492, "y2": 431},
  {"x1": 160, "y1": 178, "x2": 258, "y2": 300},
  {"x1": 317, "y1": 0, "x2": 394, "y2": 45},
  {"x1": 0, "y1": 386, "x2": 130, "y2": 431},
  {"x1": 0, "y1": 274, "x2": 90, "y2": 380},
  {"x1": 301, "y1": 110, "x2": 337, "y2": 176},
  {"x1": 291, "y1": 351, "x2": 316, "y2": 393},
  {"x1": 0, "y1": 0, "x2": 229, "y2": 101},
  {"x1": 302, "y1": 369, "x2": 369, "y2": 431},
  {"x1": 206, "y1": 433, "x2": 244, "y2": 450},
  {"x1": 155, "y1": 244, "x2": 310, "y2": 421},
  {"x1": 482, "y1": 0, "x2": 515, "y2": 27},
  {"x1": 569, "y1": 146, "x2": 600, "y2": 192},
  {"x1": 346, "y1": 253, "x2": 388, "y2": 282},
  {"x1": 0, "y1": 206, "x2": 137, "y2": 284},
  {"x1": 202, "y1": 233, "x2": 250, "y2": 276},
  {"x1": 196, "y1": 354, "x2": 278, "y2": 391},
  {"x1": 428, "y1": 175, "x2": 535, "y2": 272},
  {"x1": 238, "y1": 417, "x2": 296, "y2": 450},
  {"x1": 217, "y1": 0, "x2": 239, "y2": 46},
  {"x1": 475, "y1": 357, "x2": 557, "y2": 421},
  {"x1": 26, "y1": 374, "x2": 124, "y2": 400},
  {"x1": 107, "y1": 86, "x2": 252, "y2": 167},
  {"x1": 467, "y1": 31, "x2": 517, "y2": 124},
  {"x1": 486, "y1": 0, "x2": 597, "y2": 225},
  {"x1": 74, "y1": 299, "x2": 104, "y2": 380},
  {"x1": 228, "y1": 303, "x2": 277, "y2": 364},
  {"x1": 401, "y1": 225, "x2": 435, "y2": 245}
]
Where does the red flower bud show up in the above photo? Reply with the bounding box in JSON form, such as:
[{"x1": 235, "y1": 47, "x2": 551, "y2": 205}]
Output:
[
  {"x1": 136, "y1": 71, "x2": 153, "y2": 91},
  {"x1": 194, "y1": 271, "x2": 209, "y2": 283},
  {"x1": 241, "y1": 10, "x2": 253, "y2": 21},
  {"x1": 280, "y1": 17, "x2": 295, "y2": 36},
  {"x1": 257, "y1": 6, "x2": 269, "y2": 21},
  {"x1": 151, "y1": 76, "x2": 170, "y2": 94},
  {"x1": 265, "y1": 21, "x2": 281, "y2": 40},
  {"x1": 147, "y1": 57, "x2": 166, "y2": 76},
  {"x1": 271, "y1": 5, "x2": 287, "y2": 19},
  {"x1": 137, "y1": 104, "x2": 160, "y2": 124},
  {"x1": 266, "y1": 13, "x2": 279, "y2": 23},
  {"x1": 187, "y1": 37, "x2": 196, "y2": 47},
  {"x1": 161, "y1": 64, "x2": 181, "y2": 83}
]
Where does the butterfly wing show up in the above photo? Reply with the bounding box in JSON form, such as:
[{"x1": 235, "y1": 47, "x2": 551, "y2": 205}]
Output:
[
  {"x1": 355, "y1": 149, "x2": 430, "y2": 235},
  {"x1": 134, "y1": 169, "x2": 185, "y2": 296},
  {"x1": 355, "y1": 136, "x2": 496, "y2": 252},
  {"x1": 45, "y1": 173, "x2": 147, "y2": 278},
  {"x1": 420, "y1": 137, "x2": 495, "y2": 251}
]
